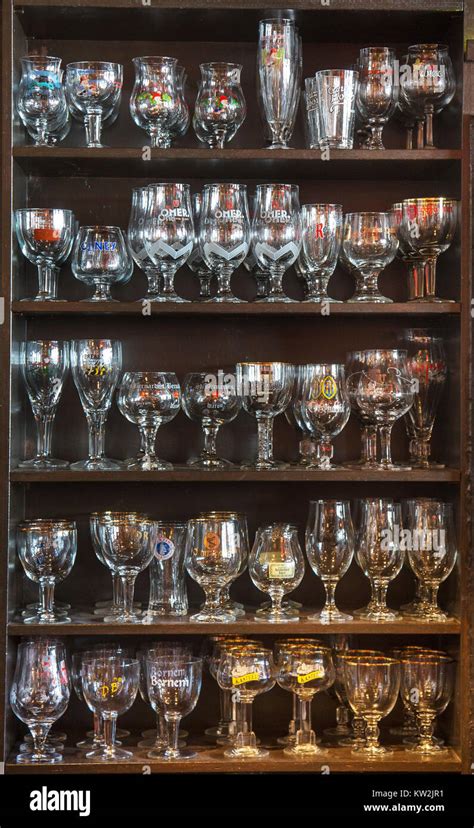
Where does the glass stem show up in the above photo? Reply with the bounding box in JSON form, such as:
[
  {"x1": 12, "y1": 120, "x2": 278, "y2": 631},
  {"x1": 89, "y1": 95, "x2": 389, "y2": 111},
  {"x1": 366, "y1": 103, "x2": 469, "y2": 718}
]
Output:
[
  {"x1": 296, "y1": 697, "x2": 313, "y2": 747},
  {"x1": 289, "y1": 692, "x2": 298, "y2": 737},
  {"x1": 161, "y1": 264, "x2": 178, "y2": 297},
  {"x1": 406, "y1": 126, "x2": 413, "y2": 151},
  {"x1": 216, "y1": 265, "x2": 233, "y2": 298},
  {"x1": 316, "y1": 436, "x2": 333, "y2": 468},
  {"x1": 235, "y1": 701, "x2": 256, "y2": 751},
  {"x1": 269, "y1": 586, "x2": 284, "y2": 614},
  {"x1": 373, "y1": 579, "x2": 389, "y2": 611},
  {"x1": 32, "y1": 409, "x2": 55, "y2": 460},
  {"x1": 379, "y1": 423, "x2": 393, "y2": 466},
  {"x1": 427, "y1": 583, "x2": 440, "y2": 614},
  {"x1": 416, "y1": 118, "x2": 425, "y2": 149},
  {"x1": 112, "y1": 573, "x2": 122, "y2": 609},
  {"x1": 120, "y1": 572, "x2": 137, "y2": 620},
  {"x1": 220, "y1": 689, "x2": 232, "y2": 727},
  {"x1": 424, "y1": 106, "x2": 434, "y2": 148},
  {"x1": 39, "y1": 577, "x2": 55, "y2": 618},
  {"x1": 406, "y1": 259, "x2": 426, "y2": 300},
  {"x1": 84, "y1": 109, "x2": 103, "y2": 147},
  {"x1": 364, "y1": 423, "x2": 378, "y2": 464},
  {"x1": 102, "y1": 716, "x2": 117, "y2": 758},
  {"x1": 29, "y1": 722, "x2": 51, "y2": 757},
  {"x1": 166, "y1": 714, "x2": 181, "y2": 756},
  {"x1": 268, "y1": 264, "x2": 285, "y2": 297},
  {"x1": 352, "y1": 715, "x2": 366, "y2": 747},
  {"x1": 145, "y1": 268, "x2": 161, "y2": 296},
  {"x1": 424, "y1": 257, "x2": 438, "y2": 298},
  {"x1": 324, "y1": 579, "x2": 338, "y2": 611},
  {"x1": 86, "y1": 411, "x2": 106, "y2": 461},
  {"x1": 93, "y1": 713, "x2": 103, "y2": 746},
  {"x1": 256, "y1": 416, "x2": 273, "y2": 464},
  {"x1": 37, "y1": 262, "x2": 58, "y2": 299},
  {"x1": 364, "y1": 716, "x2": 380, "y2": 751},
  {"x1": 198, "y1": 268, "x2": 212, "y2": 298},
  {"x1": 418, "y1": 712, "x2": 436, "y2": 749},
  {"x1": 138, "y1": 421, "x2": 159, "y2": 461},
  {"x1": 201, "y1": 421, "x2": 219, "y2": 460}
]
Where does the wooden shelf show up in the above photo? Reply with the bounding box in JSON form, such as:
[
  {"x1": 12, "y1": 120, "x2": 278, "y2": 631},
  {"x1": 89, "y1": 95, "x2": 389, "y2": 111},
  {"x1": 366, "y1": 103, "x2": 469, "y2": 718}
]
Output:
[
  {"x1": 13, "y1": 0, "x2": 464, "y2": 9},
  {"x1": 10, "y1": 468, "x2": 461, "y2": 484},
  {"x1": 12, "y1": 147, "x2": 462, "y2": 179},
  {"x1": 11, "y1": 300, "x2": 461, "y2": 316},
  {"x1": 6, "y1": 743, "x2": 462, "y2": 774},
  {"x1": 7, "y1": 609, "x2": 461, "y2": 636}
]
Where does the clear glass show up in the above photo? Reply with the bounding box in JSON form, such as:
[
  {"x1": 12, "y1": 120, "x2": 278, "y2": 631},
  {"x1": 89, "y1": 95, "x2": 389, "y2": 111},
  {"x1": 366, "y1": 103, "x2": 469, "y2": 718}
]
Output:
[
  {"x1": 137, "y1": 641, "x2": 191, "y2": 748},
  {"x1": 356, "y1": 48, "x2": 398, "y2": 150},
  {"x1": 400, "y1": 198, "x2": 458, "y2": 302},
  {"x1": 285, "y1": 364, "x2": 321, "y2": 466},
  {"x1": 128, "y1": 187, "x2": 162, "y2": 301},
  {"x1": 199, "y1": 183, "x2": 249, "y2": 303},
  {"x1": 390, "y1": 201, "x2": 428, "y2": 300},
  {"x1": 402, "y1": 329, "x2": 447, "y2": 467},
  {"x1": 81, "y1": 656, "x2": 139, "y2": 760},
  {"x1": 70, "y1": 338, "x2": 123, "y2": 471},
  {"x1": 343, "y1": 656, "x2": 400, "y2": 755},
  {"x1": 117, "y1": 371, "x2": 181, "y2": 470},
  {"x1": 305, "y1": 500, "x2": 354, "y2": 622},
  {"x1": 144, "y1": 182, "x2": 194, "y2": 302},
  {"x1": 17, "y1": 520, "x2": 77, "y2": 623},
  {"x1": 355, "y1": 499, "x2": 404, "y2": 621},
  {"x1": 236, "y1": 361, "x2": 294, "y2": 469},
  {"x1": 182, "y1": 371, "x2": 242, "y2": 468},
  {"x1": 145, "y1": 522, "x2": 189, "y2": 618},
  {"x1": 19, "y1": 340, "x2": 69, "y2": 469},
  {"x1": 257, "y1": 19, "x2": 301, "y2": 149},
  {"x1": 194, "y1": 62, "x2": 246, "y2": 149},
  {"x1": 188, "y1": 192, "x2": 214, "y2": 299},
  {"x1": 315, "y1": 70, "x2": 358, "y2": 150},
  {"x1": 345, "y1": 349, "x2": 379, "y2": 468},
  {"x1": 71, "y1": 225, "x2": 133, "y2": 302},
  {"x1": 304, "y1": 76, "x2": 320, "y2": 149},
  {"x1": 400, "y1": 655, "x2": 453, "y2": 753},
  {"x1": 249, "y1": 523, "x2": 305, "y2": 621},
  {"x1": 17, "y1": 56, "x2": 69, "y2": 146},
  {"x1": 130, "y1": 56, "x2": 180, "y2": 148},
  {"x1": 301, "y1": 203, "x2": 342, "y2": 302},
  {"x1": 90, "y1": 511, "x2": 146, "y2": 619},
  {"x1": 174, "y1": 65, "x2": 190, "y2": 137},
  {"x1": 252, "y1": 183, "x2": 301, "y2": 302},
  {"x1": 300, "y1": 363, "x2": 350, "y2": 469},
  {"x1": 185, "y1": 516, "x2": 244, "y2": 622},
  {"x1": 277, "y1": 645, "x2": 335, "y2": 756},
  {"x1": 72, "y1": 646, "x2": 130, "y2": 753},
  {"x1": 400, "y1": 45, "x2": 455, "y2": 149},
  {"x1": 97, "y1": 516, "x2": 158, "y2": 623},
  {"x1": 65, "y1": 61, "x2": 123, "y2": 148},
  {"x1": 15, "y1": 208, "x2": 75, "y2": 301},
  {"x1": 217, "y1": 648, "x2": 275, "y2": 758},
  {"x1": 404, "y1": 499, "x2": 457, "y2": 621},
  {"x1": 354, "y1": 348, "x2": 414, "y2": 469},
  {"x1": 146, "y1": 656, "x2": 202, "y2": 760},
  {"x1": 10, "y1": 640, "x2": 70, "y2": 764},
  {"x1": 343, "y1": 211, "x2": 398, "y2": 303}
]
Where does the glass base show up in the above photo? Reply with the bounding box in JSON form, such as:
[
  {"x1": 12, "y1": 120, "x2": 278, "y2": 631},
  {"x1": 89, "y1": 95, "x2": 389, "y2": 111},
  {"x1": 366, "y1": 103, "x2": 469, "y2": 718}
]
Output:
[
  {"x1": 148, "y1": 293, "x2": 189, "y2": 303},
  {"x1": 70, "y1": 457, "x2": 123, "y2": 471},
  {"x1": 87, "y1": 746, "x2": 133, "y2": 761},
  {"x1": 126, "y1": 457, "x2": 173, "y2": 471},
  {"x1": 408, "y1": 296, "x2": 455, "y2": 304},
  {"x1": 411, "y1": 606, "x2": 450, "y2": 622},
  {"x1": 372, "y1": 462, "x2": 412, "y2": 471},
  {"x1": 23, "y1": 612, "x2": 71, "y2": 624},
  {"x1": 406, "y1": 743, "x2": 448, "y2": 754},
  {"x1": 241, "y1": 459, "x2": 289, "y2": 470},
  {"x1": 353, "y1": 605, "x2": 400, "y2": 621},
  {"x1": 137, "y1": 736, "x2": 185, "y2": 749},
  {"x1": 16, "y1": 751, "x2": 63, "y2": 764},
  {"x1": 205, "y1": 724, "x2": 232, "y2": 739},
  {"x1": 141, "y1": 728, "x2": 188, "y2": 740},
  {"x1": 224, "y1": 746, "x2": 269, "y2": 758},
  {"x1": 148, "y1": 747, "x2": 197, "y2": 760},
  {"x1": 187, "y1": 456, "x2": 233, "y2": 469},
  {"x1": 304, "y1": 296, "x2": 342, "y2": 304},
  {"x1": 18, "y1": 457, "x2": 70, "y2": 469},
  {"x1": 102, "y1": 611, "x2": 143, "y2": 624},
  {"x1": 307, "y1": 608, "x2": 353, "y2": 623},
  {"x1": 189, "y1": 609, "x2": 236, "y2": 623},
  {"x1": 283, "y1": 744, "x2": 327, "y2": 757},
  {"x1": 347, "y1": 293, "x2": 392, "y2": 304},
  {"x1": 256, "y1": 294, "x2": 296, "y2": 303},
  {"x1": 254, "y1": 607, "x2": 299, "y2": 622},
  {"x1": 83, "y1": 296, "x2": 119, "y2": 303},
  {"x1": 353, "y1": 745, "x2": 392, "y2": 756},
  {"x1": 206, "y1": 295, "x2": 245, "y2": 304}
]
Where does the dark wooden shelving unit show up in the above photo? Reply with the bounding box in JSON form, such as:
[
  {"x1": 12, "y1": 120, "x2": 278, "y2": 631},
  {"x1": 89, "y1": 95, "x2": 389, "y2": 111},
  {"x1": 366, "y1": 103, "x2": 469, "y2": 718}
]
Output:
[{"x1": 2, "y1": 0, "x2": 472, "y2": 776}]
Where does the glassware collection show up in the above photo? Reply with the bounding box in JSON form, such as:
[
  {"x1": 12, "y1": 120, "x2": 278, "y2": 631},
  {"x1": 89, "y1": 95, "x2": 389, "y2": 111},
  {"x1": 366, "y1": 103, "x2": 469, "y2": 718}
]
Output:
[
  {"x1": 16, "y1": 32, "x2": 455, "y2": 150},
  {"x1": 15, "y1": 498, "x2": 457, "y2": 625},
  {"x1": 10, "y1": 636, "x2": 455, "y2": 763},
  {"x1": 14, "y1": 192, "x2": 458, "y2": 303},
  {"x1": 18, "y1": 339, "x2": 448, "y2": 471}
]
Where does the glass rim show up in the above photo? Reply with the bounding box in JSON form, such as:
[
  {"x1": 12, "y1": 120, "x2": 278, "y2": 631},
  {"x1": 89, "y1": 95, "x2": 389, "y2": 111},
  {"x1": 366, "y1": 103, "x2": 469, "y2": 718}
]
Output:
[
  {"x1": 344, "y1": 211, "x2": 389, "y2": 219},
  {"x1": 219, "y1": 647, "x2": 273, "y2": 657},
  {"x1": 145, "y1": 655, "x2": 203, "y2": 664},
  {"x1": 343, "y1": 656, "x2": 399, "y2": 666},
  {"x1": 201, "y1": 182, "x2": 247, "y2": 190},
  {"x1": 76, "y1": 225, "x2": 124, "y2": 232},
  {"x1": 188, "y1": 516, "x2": 241, "y2": 524},
  {"x1": 199, "y1": 61, "x2": 243, "y2": 71},
  {"x1": 81, "y1": 655, "x2": 139, "y2": 666},
  {"x1": 254, "y1": 182, "x2": 299, "y2": 191},
  {"x1": 407, "y1": 43, "x2": 449, "y2": 52},
  {"x1": 401, "y1": 197, "x2": 457, "y2": 205},
  {"x1": 314, "y1": 68, "x2": 359, "y2": 77},
  {"x1": 97, "y1": 516, "x2": 156, "y2": 526},
  {"x1": 355, "y1": 348, "x2": 407, "y2": 357},
  {"x1": 307, "y1": 499, "x2": 351, "y2": 507},
  {"x1": 259, "y1": 17, "x2": 298, "y2": 26},
  {"x1": 20, "y1": 339, "x2": 68, "y2": 346},
  {"x1": 15, "y1": 207, "x2": 74, "y2": 215},
  {"x1": 236, "y1": 361, "x2": 294, "y2": 367},
  {"x1": 21, "y1": 55, "x2": 62, "y2": 64},
  {"x1": 146, "y1": 182, "x2": 190, "y2": 190},
  {"x1": 359, "y1": 46, "x2": 396, "y2": 55},
  {"x1": 399, "y1": 655, "x2": 453, "y2": 664},
  {"x1": 302, "y1": 203, "x2": 343, "y2": 211},
  {"x1": 337, "y1": 649, "x2": 384, "y2": 658},
  {"x1": 66, "y1": 61, "x2": 122, "y2": 70},
  {"x1": 18, "y1": 519, "x2": 76, "y2": 530},
  {"x1": 279, "y1": 643, "x2": 332, "y2": 654},
  {"x1": 132, "y1": 55, "x2": 178, "y2": 64}
]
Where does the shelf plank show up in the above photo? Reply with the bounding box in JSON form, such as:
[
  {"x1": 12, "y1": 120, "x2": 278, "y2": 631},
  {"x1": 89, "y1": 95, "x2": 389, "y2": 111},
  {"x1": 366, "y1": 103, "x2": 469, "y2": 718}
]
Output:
[
  {"x1": 6, "y1": 744, "x2": 462, "y2": 774},
  {"x1": 12, "y1": 147, "x2": 462, "y2": 180},
  {"x1": 10, "y1": 468, "x2": 461, "y2": 483},
  {"x1": 11, "y1": 300, "x2": 462, "y2": 316},
  {"x1": 7, "y1": 609, "x2": 462, "y2": 636},
  {"x1": 13, "y1": 0, "x2": 464, "y2": 9}
]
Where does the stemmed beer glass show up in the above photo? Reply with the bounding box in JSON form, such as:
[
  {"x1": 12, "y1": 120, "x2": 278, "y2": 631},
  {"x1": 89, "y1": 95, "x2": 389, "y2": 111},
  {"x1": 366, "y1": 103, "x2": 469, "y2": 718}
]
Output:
[{"x1": 257, "y1": 19, "x2": 301, "y2": 149}]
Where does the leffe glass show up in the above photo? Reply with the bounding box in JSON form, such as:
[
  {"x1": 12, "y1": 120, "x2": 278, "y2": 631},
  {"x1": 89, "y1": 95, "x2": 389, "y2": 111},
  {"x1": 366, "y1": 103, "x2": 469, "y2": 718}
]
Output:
[
  {"x1": 144, "y1": 182, "x2": 194, "y2": 302},
  {"x1": 249, "y1": 523, "x2": 305, "y2": 621},
  {"x1": 301, "y1": 363, "x2": 350, "y2": 469},
  {"x1": 15, "y1": 208, "x2": 74, "y2": 301},
  {"x1": 182, "y1": 370, "x2": 242, "y2": 468},
  {"x1": 146, "y1": 656, "x2": 202, "y2": 760},
  {"x1": 130, "y1": 56, "x2": 181, "y2": 147},
  {"x1": 400, "y1": 654, "x2": 454, "y2": 753},
  {"x1": 343, "y1": 655, "x2": 400, "y2": 755},
  {"x1": 315, "y1": 70, "x2": 358, "y2": 149},
  {"x1": 400, "y1": 198, "x2": 458, "y2": 302},
  {"x1": 71, "y1": 226, "x2": 133, "y2": 302},
  {"x1": 199, "y1": 182, "x2": 249, "y2": 303},
  {"x1": 117, "y1": 371, "x2": 181, "y2": 470},
  {"x1": 65, "y1": 61, "x2": 122, "y2": 148},
  {"x1": 145, "y1": 522, "x2": 188, "y2": 619},
  {"x1": 81, "y1": 656, "x2": 139, "y2": 760},
  {"x1": 185, "y1": 515, "x2": 243, "y2": 622},
  {"x1": 404, "y1": 499, "x2": 457, "y2": 622},
  {"x1": 128, "y1": 187, "x2": 162, "y2": 301},
  {"x1": 345, "y1": 350, "x2": 378, "y2": 468},
  {"x1": 355, "y1": 348, "x2": 414, "y2": 470},
  {"x1": 70, "y1": 338, "x2": 122, "y2": 471},
  {"x1": 217, "y1": 647, "x2": 275, "y2": 758},
  {"x1": 17, "y1": 519, "x2": 77, "y2": 623},
  {"x1": 355, "y1": 498, "x2": 404, "y2": 621},
  {"x1": 236, "y1": 361, "x2": 294, "y2": 469},
  {"x1": 194, "y1": 62, "x2": 246, "y2": 149},
  {"x1": 301, "y1": 203, "x2": 343, "y2": 302},
  {"x1": 97, "y1": 514, "x2": 158, "y2": 623},
  {"x1": 356, "y1": 48, "x2": 398, "y2": 150},
  {"x1": 11, "y1": 639, "x2": 70, "y2": 764},
  {"x1": 305, "y1": 500, "x2": 355, "y2": 622},
  {"x1": 401, "y1": 45, "x2": 455, "y2": 149},
  {"x1": 343, "y1": 211, "x2": 398, "y2": 303},
  {"x1": 258, "y1": 18, "x2": 301, "y2": 149},
  {"x1": 402, "y1": 329, "x2": 447, "y2": 468},
  {"x1": 19, "y1": 339, "x2": 69, "y2": 469},
  {"x1": 252, "y1": 182, "x2": 301, "y2": 302},
  {"x1": 17, "y1": 56, "x2": 69, "y2": 146},
  {"x1": 278, "y1": 645, "x2": 335, "y2": 756}
]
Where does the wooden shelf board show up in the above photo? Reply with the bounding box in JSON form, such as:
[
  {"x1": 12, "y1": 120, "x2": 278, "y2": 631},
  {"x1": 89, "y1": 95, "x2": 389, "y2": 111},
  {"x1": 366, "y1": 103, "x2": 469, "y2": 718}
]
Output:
[
  {"x1": 6, "y1": 744, "x2": 462, "y2": 774},
  {"x1": 11, "y1": 300, "x2": 461, "y2": 316},
  {"x1": 9, "y1": 468, "x2": 461, "y2": 483},
  {"x1": 7, "y1": 609, "x2": 462, "y2": 636},
  {"x1": 13, "y1": 0, "x2": 464, "y2": 9}
]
